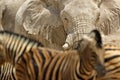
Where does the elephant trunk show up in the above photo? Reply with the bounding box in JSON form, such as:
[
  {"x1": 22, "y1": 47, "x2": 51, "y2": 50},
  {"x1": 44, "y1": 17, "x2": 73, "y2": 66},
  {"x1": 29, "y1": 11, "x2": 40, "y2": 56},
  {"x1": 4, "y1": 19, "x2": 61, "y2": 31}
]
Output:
[{"x1": 63, "y1": 17, "x2": 96, "y2": 50}]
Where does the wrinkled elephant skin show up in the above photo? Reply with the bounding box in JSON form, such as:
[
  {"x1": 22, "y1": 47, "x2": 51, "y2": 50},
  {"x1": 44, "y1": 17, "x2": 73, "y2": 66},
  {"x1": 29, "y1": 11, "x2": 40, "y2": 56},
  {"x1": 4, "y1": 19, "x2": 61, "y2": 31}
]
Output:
[
  {"x1": 15, "y1": 0, "x2": 66, "y2": 50},
  {"x1": 0, "y1": 0, "x2": 26, "y2": 31},
  {"x1": 15, "y1": 0, "x2": 120, "y2": 50},
  {"x1": 61, "y1": 0, "x2": 101, "y2": 49}
]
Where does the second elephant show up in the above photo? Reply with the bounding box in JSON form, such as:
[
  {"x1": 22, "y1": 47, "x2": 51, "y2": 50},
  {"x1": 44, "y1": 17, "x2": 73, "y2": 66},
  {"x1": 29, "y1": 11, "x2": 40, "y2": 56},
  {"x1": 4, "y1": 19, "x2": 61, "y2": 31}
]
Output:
[{"x1": 15, "y1": 0, "x2": 120, "y2": 50}]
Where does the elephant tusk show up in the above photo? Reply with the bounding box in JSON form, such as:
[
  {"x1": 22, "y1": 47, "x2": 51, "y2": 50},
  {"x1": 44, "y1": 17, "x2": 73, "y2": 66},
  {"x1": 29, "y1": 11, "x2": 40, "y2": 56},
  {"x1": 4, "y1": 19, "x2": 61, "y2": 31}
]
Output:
[{"x1": 62, "y1": 43, "x2": 70, "y2": 50}]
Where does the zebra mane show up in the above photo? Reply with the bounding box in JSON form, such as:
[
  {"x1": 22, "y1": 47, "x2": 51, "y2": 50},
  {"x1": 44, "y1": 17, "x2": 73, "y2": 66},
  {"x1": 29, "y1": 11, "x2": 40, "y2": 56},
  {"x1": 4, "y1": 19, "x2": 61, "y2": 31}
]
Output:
[{"x1": 0, "y1": 30, "x2": 44, "y2": 47}]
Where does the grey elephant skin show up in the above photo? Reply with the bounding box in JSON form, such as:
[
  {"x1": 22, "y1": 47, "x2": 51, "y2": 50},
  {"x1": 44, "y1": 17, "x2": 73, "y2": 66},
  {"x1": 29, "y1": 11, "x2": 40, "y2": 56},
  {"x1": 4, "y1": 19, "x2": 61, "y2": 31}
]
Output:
[
  {"x1": 15, "y1": 0, "x2": 67, "y2": 50},
  {"x1": 15, "y1": 0, "x2": 120, "y2": 50},
  {"x1": 0, "y1": 0, "x2": 26, "y2": 32}
]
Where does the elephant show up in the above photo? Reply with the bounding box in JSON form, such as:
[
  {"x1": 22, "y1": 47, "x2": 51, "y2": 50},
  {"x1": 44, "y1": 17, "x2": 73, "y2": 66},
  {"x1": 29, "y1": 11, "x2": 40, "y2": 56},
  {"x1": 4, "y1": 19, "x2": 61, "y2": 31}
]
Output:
[
  {"x1": 15, "y1": 0, "x2": 67, "y2": 50},
  {"x1": 0, "y1": 1, "x2": 5, "y2": 30},
  {"x1": 15, "y1": 0, "x2": 120, "y2": 50},
  {"x1": 0, "y1": 0, "x2": 26, "y2": 32},
  {"x1": 61, "y1": 0, "x2": 120, "y2": 49},
  {"x1": 61, "y1": 0, "x2": 101, "y2": 49}
]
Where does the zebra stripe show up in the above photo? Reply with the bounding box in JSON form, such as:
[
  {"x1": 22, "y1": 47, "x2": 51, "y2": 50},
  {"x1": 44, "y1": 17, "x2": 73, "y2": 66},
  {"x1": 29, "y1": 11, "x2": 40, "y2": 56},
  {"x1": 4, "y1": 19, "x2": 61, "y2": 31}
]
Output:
[
  {"x1": 14, "y1": 30, "x2": 105, "y2": 80},
  {"x1": 0, "y1": 30, "x2": 43, "y2": 64},
  {"x1": 0, "y1": 30, "x2": 43, "y2": 80},
  {"x1": 97, "y1": 44, "x2": 120, "y2": 80},
  {"x1": 0, "y1": 62, "x2": 15, "y2": 80}
]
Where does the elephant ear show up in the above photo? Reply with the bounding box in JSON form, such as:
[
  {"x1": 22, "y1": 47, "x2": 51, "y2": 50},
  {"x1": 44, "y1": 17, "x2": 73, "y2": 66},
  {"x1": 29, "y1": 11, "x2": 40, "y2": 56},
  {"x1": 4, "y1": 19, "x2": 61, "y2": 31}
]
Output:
[
  {"x1": 16, "y1": 0, "x2": 54, "y2": 35},
  {"x1": 15, "y1": 1, "x2": 64, "y2": 39},
  {"x1": 0, "y1": 0, "x2": 5, "y2": 30},
  {"x1": 15, "y1": 0, "x2": 66, "y2": 49},
  {"x1": 97, "y1": 0, "x2": 120, "y2": 35}
]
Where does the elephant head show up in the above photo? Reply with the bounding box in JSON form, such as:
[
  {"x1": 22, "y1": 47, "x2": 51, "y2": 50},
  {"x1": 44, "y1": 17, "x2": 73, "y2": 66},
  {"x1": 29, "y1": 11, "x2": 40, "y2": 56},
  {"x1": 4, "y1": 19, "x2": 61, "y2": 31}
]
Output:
[
  {"x1": 61, "y1": 0, "x2": 101, "y2": 49},
  {"x1": 61, "y1": 0, "x2": 120, "y2": 50},
  {"x1": 15, "y1": 0, "x2": 120, "y2": 50}
]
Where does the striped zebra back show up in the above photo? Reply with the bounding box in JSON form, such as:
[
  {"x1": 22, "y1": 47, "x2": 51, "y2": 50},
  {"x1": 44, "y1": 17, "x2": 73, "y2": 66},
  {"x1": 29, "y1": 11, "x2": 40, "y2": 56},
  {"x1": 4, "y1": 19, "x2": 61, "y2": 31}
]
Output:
[
  {"x1": 0, "y1": 30, "x2": 44, "y2": 66},
  {"x1": 0, "y1": 30, "x2": 44, "y2": 80},
  {"x1": 14, "y1": 30, "x2": 105, "y2": 80},
  {"x1": 97, "y1": 44, "x2": 120, "y2": 80},
  {"x1": 0, "y1": 62, "x2": 15, "y2": 80}
]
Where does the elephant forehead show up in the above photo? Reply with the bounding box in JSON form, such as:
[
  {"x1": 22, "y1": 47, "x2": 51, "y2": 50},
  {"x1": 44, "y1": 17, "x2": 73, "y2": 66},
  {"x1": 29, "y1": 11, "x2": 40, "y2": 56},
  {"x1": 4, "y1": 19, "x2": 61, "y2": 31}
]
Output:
[
  {"x1": 62, "y1": 0, "x2": 99, "y2": 16},
  {"x1": 65, "y1": 0, "x2": 99, "y2": 8}
]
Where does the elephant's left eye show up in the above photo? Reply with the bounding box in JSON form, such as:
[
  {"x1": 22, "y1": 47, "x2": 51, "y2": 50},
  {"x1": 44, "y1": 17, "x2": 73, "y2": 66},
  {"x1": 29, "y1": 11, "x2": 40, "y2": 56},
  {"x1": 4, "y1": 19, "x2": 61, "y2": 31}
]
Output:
[
  {"x1": 63, "y1": 17, "x2": 69, "y2": 23},
  {"x1": 64, "y1": 18, "x2": 68, "y2": 21}
]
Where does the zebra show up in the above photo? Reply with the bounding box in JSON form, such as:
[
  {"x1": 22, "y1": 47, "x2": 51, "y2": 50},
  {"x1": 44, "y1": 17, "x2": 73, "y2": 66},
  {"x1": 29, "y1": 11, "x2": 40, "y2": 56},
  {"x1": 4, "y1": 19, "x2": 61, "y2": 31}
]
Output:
[
  {"x1": 96, "y1": 44, "x2": 120, "y2": 80},
  {"x1": 11, "y1": 29, "x2": 105, "y2": 80},
  {"x1": 0, "y1": 30, "x2": 44, "y2": 80},
  {"x1": 0, "y1": 62, "x2": 15, "y2": 80}
]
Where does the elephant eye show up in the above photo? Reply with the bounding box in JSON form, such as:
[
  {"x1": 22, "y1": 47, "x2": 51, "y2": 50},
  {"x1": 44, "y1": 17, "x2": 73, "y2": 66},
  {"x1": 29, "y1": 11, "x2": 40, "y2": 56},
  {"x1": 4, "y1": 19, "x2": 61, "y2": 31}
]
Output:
[
  {"x1": 63, "y1": 17, "x2": 69, "y2": 24},
  {"x1": 64, "y1": 18, "x2": 68, "y2": 21},
  {"x1": 64, "y1": 18, "x2": 67, "y2": 20}
]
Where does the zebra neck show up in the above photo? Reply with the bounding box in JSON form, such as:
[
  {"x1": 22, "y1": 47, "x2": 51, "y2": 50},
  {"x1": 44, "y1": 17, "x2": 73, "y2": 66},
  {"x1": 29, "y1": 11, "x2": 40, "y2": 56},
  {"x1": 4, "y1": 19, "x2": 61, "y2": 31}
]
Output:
[
  {"x1": 76, "y1": 58, "x2": 94, "y2": 79},
  {"x1": 3, "y1": 34, "x2": 39, "y2": 64}
]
